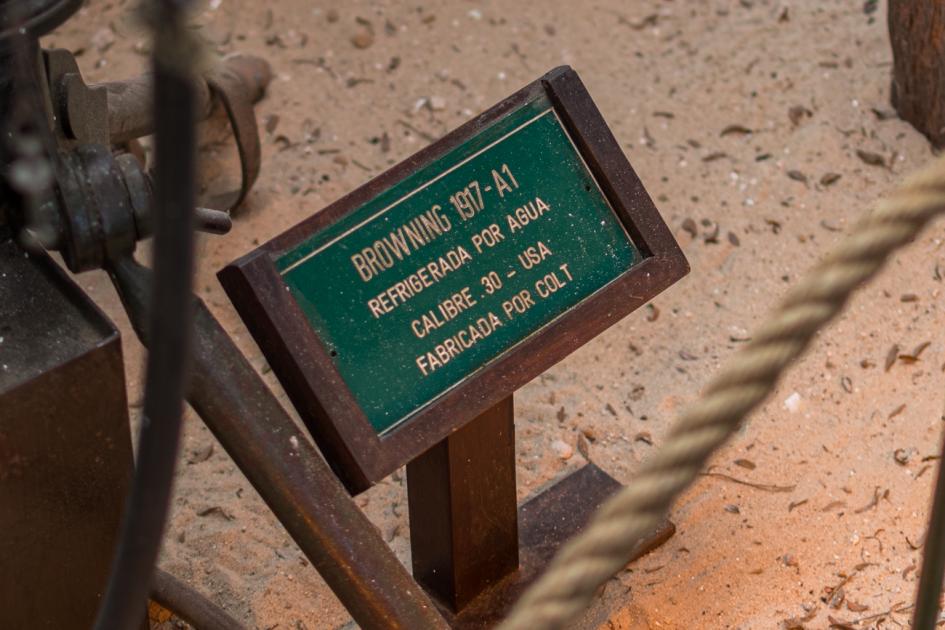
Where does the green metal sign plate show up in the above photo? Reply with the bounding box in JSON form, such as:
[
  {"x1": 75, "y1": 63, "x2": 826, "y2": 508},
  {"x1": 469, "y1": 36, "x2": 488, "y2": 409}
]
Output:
[{"x1": 275, "y1": 94, "x2": 639, "y2": 435}]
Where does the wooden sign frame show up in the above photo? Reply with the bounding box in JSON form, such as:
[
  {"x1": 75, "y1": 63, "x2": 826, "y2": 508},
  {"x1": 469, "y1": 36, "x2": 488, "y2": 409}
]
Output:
[{"x1": 219, "y1": 66, "x2": 688, "y2": 494}]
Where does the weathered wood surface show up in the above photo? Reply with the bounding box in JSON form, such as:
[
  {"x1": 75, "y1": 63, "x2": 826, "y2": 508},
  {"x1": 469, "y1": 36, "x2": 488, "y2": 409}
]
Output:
[{"x1": 889, "y1": 0, "x2": 945, "y2": 147}]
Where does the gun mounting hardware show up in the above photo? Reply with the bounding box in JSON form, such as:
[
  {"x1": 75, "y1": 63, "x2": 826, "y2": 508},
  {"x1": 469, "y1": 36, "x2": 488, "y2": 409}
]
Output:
[
  {"x1": 1, "y1": 1, "x2": 271, "y2": 627},
  {"x1": 2, "y1": 2, "x2": 448, "y2": 628},
  {"x1": 18, "y1": 47, "x2": 273, "y2": 272}
]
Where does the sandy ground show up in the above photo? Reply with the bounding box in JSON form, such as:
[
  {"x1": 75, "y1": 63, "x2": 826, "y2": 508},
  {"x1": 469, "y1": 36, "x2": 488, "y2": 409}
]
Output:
[{"x1": 46, "y1": 0, "x2": 945, "y2": 627}]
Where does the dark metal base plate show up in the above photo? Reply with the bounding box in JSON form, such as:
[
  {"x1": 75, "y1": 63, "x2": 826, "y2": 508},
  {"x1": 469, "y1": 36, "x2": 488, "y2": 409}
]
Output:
[{"x1": 436, "y1": 463, "x2": 675, "y2": 628}]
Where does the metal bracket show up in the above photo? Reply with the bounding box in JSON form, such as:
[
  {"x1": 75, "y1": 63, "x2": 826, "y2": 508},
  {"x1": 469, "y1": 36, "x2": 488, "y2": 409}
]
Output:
[
  {"x1": 203, "y1": 54, "x2": 266, "y2": 213},
  {"x1": 44, "y1": 47, "x2": 109, "y2": 147}
]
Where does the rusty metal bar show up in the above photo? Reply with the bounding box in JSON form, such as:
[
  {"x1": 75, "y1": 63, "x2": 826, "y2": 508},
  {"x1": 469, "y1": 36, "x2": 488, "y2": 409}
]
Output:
[
  {"x1": 151, "y1": 568, "x2": 246, "y2": 630},
  {"x1": 109, "y1": 257, "x2": 447, "y2": 630},
  {"x1": 912, "y1": 426, "x2": 945, "y2": 629}
]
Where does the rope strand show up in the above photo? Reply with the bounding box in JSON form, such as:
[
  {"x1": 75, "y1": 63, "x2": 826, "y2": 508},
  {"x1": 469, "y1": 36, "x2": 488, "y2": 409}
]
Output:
[{"x1": 499, "y1": 156, "x2": 945, "y2": 630}]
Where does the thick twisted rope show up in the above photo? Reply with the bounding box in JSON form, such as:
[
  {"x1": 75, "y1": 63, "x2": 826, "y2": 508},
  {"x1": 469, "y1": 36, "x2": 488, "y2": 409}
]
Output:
[{"x1": 499, "y1": 156, "x2": 945, "y2": 630}]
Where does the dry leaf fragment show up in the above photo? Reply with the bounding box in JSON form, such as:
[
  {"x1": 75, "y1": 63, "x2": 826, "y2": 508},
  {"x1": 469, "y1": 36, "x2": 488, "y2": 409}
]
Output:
[
  {"x1": 828, "y1": 585, "x2": 845, "y2": 609},
  {"x1": 188, "y1": 443, "x2": 214, "y2": 464},
  {"x1": 788, "y1": 105, "x2": 812, "y2": 126},
  {"x1": 782, "y1": 605, "x2": 818, "y2": 629},
  {"x1": 196, "y1": 506, "x2": 235, "y2": 521},
  {"x1": 576, "y1": 432, "x2": 591, "y2": 460},
  {"x1": 787, "y1": 169, "x2": 808, "y2": 183},
  {"x1": 884, "y1": 344, "x2": 900, "y2": 371},
  {"x1": 149, "y1": 601, "x2": 174, "y2": 624},
  {"x1": 720, "y1": 124, "x2": 753, "y2": 136},
  {"x1": 893, "y1": 448, "x2": 914, "y2": 465},
  {"x1": 846, "y1": 600, "x2": 869, "y2": 613},
  {"x1": 906, "y1": 533, "x2": 925, "y2": 550},
  {"x1": 642, "y1": 126, "x2": 656, "y2": 148},
  {"x1": 856, "y1": 149, "x2": 885, "y2": 167},
  {"x1": 854, "y1": 487, "x2": 888, "y2": 513},
  {"x1": 619, "y1": 13, "x2": 659, "y2": 30},
  {"x1": 840, "y1": 376, "x2": 853, "y2": 393},
  {"x1": 899, "y1": 341, "x2": 931, "y2": 363},
  {"x1": 827, "y1": 615, "x2": 855, "y2": 629},
  {"x1": 701, "y1": 471, "x2": 795, "y2": 493},
  {"x1": 788, "y1": 498, "x2": 808, "y2": 512}
]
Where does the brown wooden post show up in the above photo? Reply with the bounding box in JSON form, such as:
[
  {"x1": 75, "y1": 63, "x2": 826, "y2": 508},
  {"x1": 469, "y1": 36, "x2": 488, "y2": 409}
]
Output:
[
  {"x1": 406, "y1": 395, "x2": 519, "y2": 611},
  {"x1": 889, "y1": 0, "x2": 945, "y2": 147}
]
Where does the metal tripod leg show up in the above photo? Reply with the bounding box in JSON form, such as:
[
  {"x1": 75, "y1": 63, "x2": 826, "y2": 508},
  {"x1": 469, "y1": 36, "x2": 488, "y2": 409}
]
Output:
[{"x1": 110, "y1": 257, "x2": 447, "y2": 630}]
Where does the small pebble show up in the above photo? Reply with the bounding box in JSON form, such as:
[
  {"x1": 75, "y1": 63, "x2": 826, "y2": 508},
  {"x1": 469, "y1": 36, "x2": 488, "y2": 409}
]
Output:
[
  {"x1": 551, "y1": 439, "x2": 573, "y2": 460},
  {"x1": 784, "y1": 391, "x2": 801, "y2": 413},
  {"x1": 91, "y1": 27, "x2": 115, "y2": 52},
  {"x1": 351, "y1": 29, "x2": 374, "y2": 49}
]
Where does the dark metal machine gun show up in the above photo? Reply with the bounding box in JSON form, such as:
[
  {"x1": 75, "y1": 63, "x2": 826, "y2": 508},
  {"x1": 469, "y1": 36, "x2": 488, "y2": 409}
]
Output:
[
  {"x1": 1, "y1": 2, "x2": 444, "y2": 629},
  {"x1": 0, "y1": 1, "x2": 266, "y2": 627}
]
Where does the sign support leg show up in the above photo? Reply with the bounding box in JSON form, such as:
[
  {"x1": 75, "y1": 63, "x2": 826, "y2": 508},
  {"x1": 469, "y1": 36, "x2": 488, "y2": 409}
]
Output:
[
  {"x1": 407, "y1": 395, "x2": 519, "y2": 611},
  {"x1": 406, "y1": 392, "x2": 676, "y2": 627}
]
